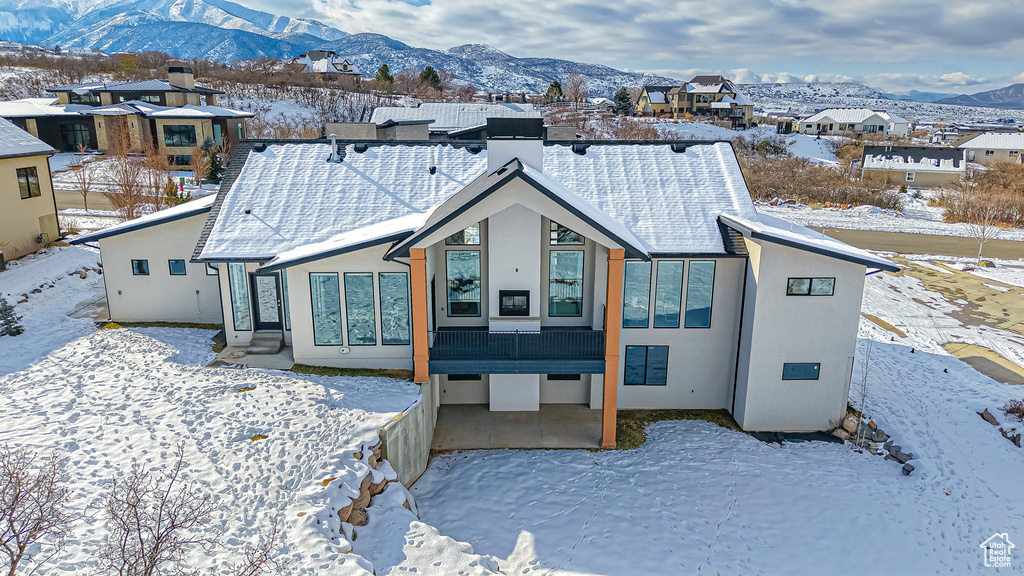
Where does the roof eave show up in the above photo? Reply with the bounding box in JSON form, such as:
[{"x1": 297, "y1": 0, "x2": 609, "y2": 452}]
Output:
[
  {"x1": 70, "y1": 205, "x2": 212, "y2": 245},
  {"x1": 257, "y1": 231, "x2": 416, "y2": 272}
]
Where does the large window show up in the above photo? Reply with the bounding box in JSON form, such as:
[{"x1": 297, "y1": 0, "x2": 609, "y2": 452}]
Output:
[
  {"x1": 16, "y1": 167, "x2": 40, "y2": 199},
  {"x1": 787, "y1": 277, "x2": 835, "y2": 296},
  {"x1": 445, "y1": 223, "x2": 480, "y2": 245},
  {"x1": 622, "y1": 261, "x2": 652, "y2": 328},
  {"x1": 624, "y1": 346, "x2": 668, "y2": 386},
  {"x1": 344, "y1": 273, "x2": 377, "y2": 346},
  {"x1": 684, "y1": 261, "x2": 715, "y2": 328},
  {"x1": 782, "y1": 363, "x2": 820, "y2": 381},
  {"x1": 163, "y1": 125, "x2": 197, "y2": 148},
  {"x1": 59, "y1": 123, "x2": 90, "y2": 151},
  {"x1": 131, "y1": 259, "x2": 149, "y2": 276},
  {"x1": 228, "y1": 263, "x2": 251, "y2": 331},
  {"x1": 68, "y1": 91, "x2": 99, "y2": 104},
  {"x1": 550, "y1": 221, "x2": 584, "y2": 245},
  {"x1": 446, "y1": 251, "x2": 481, "y2": 317},
  {"x1": 653, "y1": 261, "x2": 684, "y2": 328},
  {"x1": 379, "y1": 272, "x2": 410, "y2": 345},
  {"x1": 168, "y1": 259, "x2": 186, "y2": 275},
  {"x1": 310, "y1": 273, "x2": 342, "y2": 345},
  {"x1": 549, "y1": 251, "x2": 584, "y2": 316}
]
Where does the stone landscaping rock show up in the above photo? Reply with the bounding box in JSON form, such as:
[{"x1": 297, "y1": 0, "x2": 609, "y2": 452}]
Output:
[
  {"x1": 871, "y1": 429, "x2": 889, "y2": 443},
  {"x1": 902, "y1": 463, "x2": 915, "y2": 476},
  {"x1": 832, "y1": 428, "x2": 852, "y2": 441},
  {"x1": 842, "y1": 415, "x2": 859, "y2": 434},
  {"x1": 980, "y1": 408, "x2": 999, "y2": 426}
]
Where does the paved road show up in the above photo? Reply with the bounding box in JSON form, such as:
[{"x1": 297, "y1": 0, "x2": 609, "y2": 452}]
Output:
[{"x1": 822, "y1": 229, "x2": 1024, "y2": 260}]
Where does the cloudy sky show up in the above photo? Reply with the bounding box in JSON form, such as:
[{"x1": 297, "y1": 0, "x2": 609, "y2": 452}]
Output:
[{"x1": 244, "y1": 0, "x2": 1023, "y2": 93}]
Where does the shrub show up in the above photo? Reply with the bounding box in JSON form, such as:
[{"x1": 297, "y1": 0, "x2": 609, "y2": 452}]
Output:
[
  {"x1": 1004, "y1": 399, "x2": 1024, "y2": 421},
  {"x1": 0, "y1": 296, "x2": 24, "y2": 336}
]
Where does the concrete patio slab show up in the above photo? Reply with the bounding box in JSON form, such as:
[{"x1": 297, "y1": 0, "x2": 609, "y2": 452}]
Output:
[
  {"x1": 208, "y1": 345, "x2": 295, "y2": 370},
  {"x1": 432, "y1": 404, "x2": 601, "y2": 450}
]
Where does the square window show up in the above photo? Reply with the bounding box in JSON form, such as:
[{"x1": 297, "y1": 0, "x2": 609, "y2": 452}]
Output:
[
  {"x1": 16, "y1": 167, "x2": 41, "y2": 199},
  {"x1": 905, "y1": 172, "x2": 915, "y2": 182},
  {"x1": 206, "y1": 263, "x2": 219, "y2": 275},
  {"x1": 810, "y1": 278, "x2": 835, "y2": 296},
  {"x1": 782, "y1": 362, "x2": 820, "y2": 380},
  {"x1": 985, "y1": 150, "x2": 994, "y2": 156},
  {"x1": 787, "y1": 278, "x2": 811, "y2": 295},
  {"x1": 624, "y1": 345, "x2": 668, "y2": 386},
  {"x1": 131, "y1": 259, "x2": 149, "y2": 276},
  {"x1": 168, "y1": 259, "x2": 186, "y2": 275}
]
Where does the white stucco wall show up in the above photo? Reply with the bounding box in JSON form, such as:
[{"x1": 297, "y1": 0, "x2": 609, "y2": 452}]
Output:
[
  {"x1": 1, "y1": 154, "x2": 58, "y2": 260},
  {"x1": 490, "y1": 373, "x2": 540, "y2": 411},
  {"x1": 733, "y1": 239, "x2": 865, "y2": 431},
  {"x1": 487, "y1": 204, "x2": 542, "y2": 330},
  {"x1": 99, "y1": 214, "x2": 222, "y2": 323},
  {"x1": 616, "y1": 257, "x2": 745, "y2": 410}
]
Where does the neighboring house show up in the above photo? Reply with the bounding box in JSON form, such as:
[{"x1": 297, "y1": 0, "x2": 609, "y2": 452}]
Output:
[
  {"x1": 860, "y1": 146, "x2": 965, "y2": 188},
  {"x1": 75, "y1": 119, "x2": 897, "y2": 448},
  {"x1": 367, "y1": 103, "x2": 544, "y2": 140},
  {"x1": 287, "y1": 51, "x2": 362, "y2": 79},
  {"x1": 0, "y1": 119, "x2": 59, "y2": 262},
  {"x1": 0, "y1": 66, "x2": 250, "y2": 157},
  {"x1": 796, "y1": 108, "x2": 910, "y2": 137},
  {"x1": 929, "y1": 124, "x2": 961, "y2": 144},
  {"x1": 635, "y1": 86, "x2": 673, "y2": 117},
  {"x1": 667, "y1": 76, "x2": 755, "y2": 128},
  {"x1": 71, "y1": 196, "x2": 222, "y2": 323},
  {"x1": 957, "y1": 131, "x2": 1024, "y2": 165}
]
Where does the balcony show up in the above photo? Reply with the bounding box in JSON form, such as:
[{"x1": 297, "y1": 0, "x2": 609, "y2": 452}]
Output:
[{"x1": 428, "y1": 328, "x2": 606, "y2": 374}]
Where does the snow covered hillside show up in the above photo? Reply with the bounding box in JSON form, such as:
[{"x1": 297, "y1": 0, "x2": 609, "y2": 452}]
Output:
[
  {"x1": 657, "y1": 123, "x2": 840, "y2": 164},
  {"x1": 742, "y1": 82, "x2": 1024, "y2": 124}
]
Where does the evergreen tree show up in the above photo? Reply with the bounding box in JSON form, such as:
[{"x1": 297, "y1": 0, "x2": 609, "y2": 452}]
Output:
[
  {"x1": 419, "y1": 66, "x2": 442, "y2": 92},
  {"x1": 0, "y1": 296, "x2": 24, "y2": 337},
  {"x1": 613, "y1": 87, "x2": 633, "y2": 115},
  {"x1": 375, "y1": 64, "x2": 394, "y2": 91},
  {"x1": 545, "y1": 81, "x2": 563, "y2": 103},
  {"x1": 199, "y1": 137, "x2": 223, "y2": 184}
]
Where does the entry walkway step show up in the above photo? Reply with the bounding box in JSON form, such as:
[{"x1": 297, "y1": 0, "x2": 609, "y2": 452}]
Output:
[{"x1": 247, "y1": 330, "x2": 284, "y2": 355}]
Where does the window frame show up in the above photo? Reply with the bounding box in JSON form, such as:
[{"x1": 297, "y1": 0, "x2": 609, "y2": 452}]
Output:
[
  {"x1": 379, "y1": 272, "x2": 411, "y2": 345},
  {"x1": 622, "y1": 260, "x2": 652, "y2": 328},
  {"x1": 683, "y1": 260, "x2": 715, "y2": 329},
  {"x1": 786, "y1": 277, "x2": 835, "y2": 296},
  {"x1": 549, "y1": 221, "x2": 585, "y2": 245},
  {"x1": 167, "y1": 259, "x2": 187, "y2": 275},
  {"x1": 343, "y1": 272, "x2": 377, "y2": 346},
  {"x1": 445, "y1": 250, "x2": 482, "y2": 317},
  {"x1": 782, "y1": 362, "x2": 821, "y2": 381},
  {"x1": 16, "y1": 167, "x2": 41, "y2": 199},
  {"x1": 905, "y1": 172, "x2": 915, "y2": 182},
  {"x1": 444, "y1": 222, "x2": 481, "y2": 245},
  {"x1": 163, "y1": 124, "x2": 198, "y2": 148},
  {"x1": 309, "y1": 272, "x2": 343, "y2": 346},
  {"x1": 548, "y1": 249, "x2": 584, "y2": 317},
  {"x1": 653, "y1": 260, "x2": 685, "y2": 329},
  {"x1": 227, "y1": 263, "x2": 252, "y2": 332},
  {"x1": 623, "y1": 345, "x2": 669, "y2": 386},
  {"x1": 131, "y1": 259, "x2": 149, "y2": 276}
]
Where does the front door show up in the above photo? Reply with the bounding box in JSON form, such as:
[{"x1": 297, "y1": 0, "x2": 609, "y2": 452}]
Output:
[{"x1": 250, "y1": 272, "x2": 283, "y2": 331}]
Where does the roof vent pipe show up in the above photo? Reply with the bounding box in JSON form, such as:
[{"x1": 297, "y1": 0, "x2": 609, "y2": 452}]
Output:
[
  {"x1": 328, "y1": 134, "x2": 342, "y2": 163},
  {"x1": 429, "y1": 150, "x2": 437, "y2": 174}
]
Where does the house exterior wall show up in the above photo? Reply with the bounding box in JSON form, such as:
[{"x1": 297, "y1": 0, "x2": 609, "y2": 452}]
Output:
[
  {"x1": 0, "y1": 153, "x2": 58, "y2": 259},
  {"x1": 732, "y1": 239, "x2": 864, "y2": 431},
  {"x1": 98, "y1": 215, "x2": 222, "y2": 323},
  {"x1": 863, "y1": 168, "x2": 960, "y2": 188},
  {"x1": 326, "y1": 122, "x2": 377, "y2": 139},
  {"x1": 156, "y1": 118, "x2": 216, "y2": 157},
  {"x1": 963, "y1": 147, "x2": 1024, "y2": 166},
  {"x1": 285, "y1": 244, "x2": 414, "y2": 369},
  {"x1": 487, "y1": 204, "x2": 542, "y2": 330},
  {"x1": 616, "y1": 257, "x2": 745, "y2": 410}
]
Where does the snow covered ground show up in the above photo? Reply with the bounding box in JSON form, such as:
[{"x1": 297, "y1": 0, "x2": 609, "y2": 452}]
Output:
[
  {"x1": 657, "y1": 122, "x2": 840, "y2": 164},
  {"x1": 50, "y1": 157, "x2": 207, "y2": 196}
]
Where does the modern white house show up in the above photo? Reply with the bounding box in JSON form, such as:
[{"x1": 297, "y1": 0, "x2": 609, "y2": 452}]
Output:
[
  {"x1": 957, "y1": 131, "x2": 1024, "y2": 166},
  {"x1": 797, "y1": 108, "x2": 910, "y2": 137},
  {"x1": 74, "y1": 119, "x2": 897, "y2": 448},
  {"x1": 860, "y1": 145, "x2": 965, "y2": 188}
]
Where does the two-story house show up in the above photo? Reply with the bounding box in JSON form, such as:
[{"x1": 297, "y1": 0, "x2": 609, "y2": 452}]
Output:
[
  {"x1": 73, "y1": 119, "x2": 897, "y2": 451},
  {"x1": 0, "y1": 120, "x2": 59, "y2": 262},
  {"x1": 667, "y1": 76, "x2": 754, "y2": 128}
]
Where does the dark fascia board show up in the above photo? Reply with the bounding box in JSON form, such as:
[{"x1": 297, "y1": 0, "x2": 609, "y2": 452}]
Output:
[
  {"x1": 719, "y1": 216, "x2": 899, "y2": 272},
  {"x1": 190, "y1": 256, "x2": 273, "y2": 264},
  {"x1": 445, "y1": 124, "x2": 488, "y2": 138},
  {"x1": 257, "y1": 231, "x2": 414, "y2": 272},
  {"x1": 386, "y1": 163, "x2": 648, "y2": 261},
  {"x1": 70, "y1": 204, "x2": 212, "y2": 244},
  {"x1": 0, "y1": 149, "x2": 56, "y2": 161},
  {"x1": 648, "y1": 252, "x2": 745, "y2": 259},
  {"x1": 376, "y1": 119, "x2": 434, "y2": 128}
]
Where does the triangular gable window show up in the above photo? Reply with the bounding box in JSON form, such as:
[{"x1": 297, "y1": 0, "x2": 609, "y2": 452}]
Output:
[{"x1": 549, "y1": 221, "x2": 584, "y2": 245}]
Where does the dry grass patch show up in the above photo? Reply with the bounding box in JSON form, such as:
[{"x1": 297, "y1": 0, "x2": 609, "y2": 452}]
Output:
[
  {"x1": 290, "y1": 363, "x2": 414, "y2": 381},
  {"x1": 615, "y1": 409, "x2": 741, "y2": 450}
]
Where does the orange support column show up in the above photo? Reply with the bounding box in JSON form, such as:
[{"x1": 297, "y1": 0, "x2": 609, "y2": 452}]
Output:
[
  {"x1": 410, "y1": 248, "x2": 430, "y2": 383},
  {"x1": 601, "y1": 249, "x2": 625, "y2": 448}
]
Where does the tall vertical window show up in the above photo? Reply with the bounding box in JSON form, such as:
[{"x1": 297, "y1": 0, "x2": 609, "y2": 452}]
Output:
[
  {"x1": 379, "y1": 272, "x2": 411, "y2": 345},
  {"x1": 445, "y1": 223, "x2": 480, "y2": 245},
  {"x1": 653, "y1": 261, "x2": 684, "y2": 328},
  {"x1": 310, "y1": 273, "x2": 342, "y2": 345},
  {"x1": 163, "y1": 125, "x2": 197, "y2": 147},
  {"x1": 549, "y1": 251, "x2": 584, "y2": 316},
  {"x1": 228, "y1": 263, "x2": 251, "y2": 331},
  {"x1": 344, "y1": 273, "x2": 377, "y2": 345},
  {"x1": 446, "y1": 251, "x2": 481, "y2": 317},
  {"x1": 550, "y1": 221, "x2": 584, "y2": 245},
  {"x1": 16, "y1": 167, "x2": 41, "y2": 199},
  {"x1": 684, "y1": 261, "x2": 715, "y2": 328},
  {"x1": 213, "y1": 123, "x2": 223, "y2": 146},
  {"x1": 281, "y1": 272, "x2": 291, "y2": 330},
  {"x1": 624, "y1": 345, "x2": 669, "y2": 386},
  {"x1": 622, "y1": 261, "x2": 652, "y2": 328}
]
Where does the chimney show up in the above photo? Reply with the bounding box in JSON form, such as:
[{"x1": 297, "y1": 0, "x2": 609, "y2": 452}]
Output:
[
  {"x1": 167, "y1": 65, "x2": 195, "y2": 90},
  {"x1": 486, "y1": 117, "x2": 544, "y2": 173}
]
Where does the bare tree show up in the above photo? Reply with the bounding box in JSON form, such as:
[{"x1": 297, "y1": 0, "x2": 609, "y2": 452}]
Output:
[
  {"x1": 101, "y1": 443, "x2": 218, "y2": 576},
  {"x1": 562, "y1": 71, "x2": 589, "y2": 110},
  {"x1": 188, "y1": 148, "x2": 210, "y2": 187},
  {"x1": 964, "y1": 187, "x2": 1003, "y2": 265},
  {"x1": 104, "y1": 119, "x2": 146, "y2": 221},
  {"x1": 142, "y1": 143, "x2": 169, "y2": 211},
  {"x1": 228, "y1": 521, "x2": 287, "y2": 576},
  {"x1": 71, "y1": 143, "x2": 93, "y2": 212},
  {"x1": 1, "y1": 445, "x2": 71, "y2": 576}
]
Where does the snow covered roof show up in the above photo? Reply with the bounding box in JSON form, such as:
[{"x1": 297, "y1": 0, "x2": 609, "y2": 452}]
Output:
[
  {"x1": 688, "y1": 83, "x2": 724, "y2": 94},
  {"x1": 957, "y1": 131, "x2": 1024, "y2": 150},
  {"x1": 0, "y1": 118, "x2": 55, "y2": 159},
  {"x1": 195, "y1": 141, "x2": 762, "y2": 263},
  {"x1": 0, "y1": 98, "x2": 88, "y2": 117},
  {"x1": 861, "y1": 146, "x2": 964, "y2": 173},
  {"x1": 719, "y1": 213, "x2": 899, "y2": 272},
  {"x1": 70, "y1": 195, "x2": 216, "y2": 244},
  {"x1": 47, "y1": 79, "x2": 222, "y2": 95},
  {"x1": 82, "y1": 101, "x2": 252, "y2": 119},
  {"x1": 800, "y1": 108, "x2": 898, "y2": 125},
  {"x1": 369, "y1": 103, "x2": 541, "y2": 133}
]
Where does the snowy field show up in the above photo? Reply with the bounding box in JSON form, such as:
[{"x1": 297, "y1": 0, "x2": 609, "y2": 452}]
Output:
[
  {"x1": 2, "y1": 245, "x2": 1022, "y2": 574},
  {"x1": 657, "y1": 122, "x2": 840, "y2": 164}
]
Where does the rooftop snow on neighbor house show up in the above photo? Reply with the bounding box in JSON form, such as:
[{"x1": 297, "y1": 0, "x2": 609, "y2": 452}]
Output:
[
  {"x1": 196, "y1": 142, "x2": 761, "y2": 262},
  {"x1": 369, "y1": 103, "x2": 541, "y2": 132},
  {"x1": 957, "y1": 131, "x2": 1024, "y2": 150},
  {"x1": 0, "y1": 117, "x2": 55, "y2": 158}
]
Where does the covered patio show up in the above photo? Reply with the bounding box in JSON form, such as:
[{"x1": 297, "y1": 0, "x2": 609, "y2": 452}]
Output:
[{"x1": 431, "y1": 404, "x2": 602, "y2": 450}]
